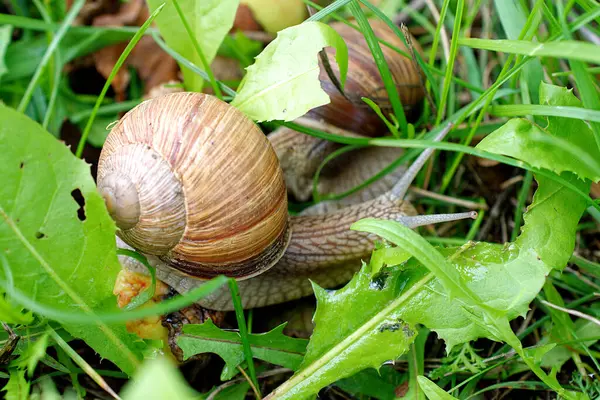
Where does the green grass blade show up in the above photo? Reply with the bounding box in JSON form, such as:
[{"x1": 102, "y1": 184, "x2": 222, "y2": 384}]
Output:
[
  {"x1": 436, "y1": 0, "x2": 464, "y2": 125},
  {"x1": 459, "y1": 38, "x2": 600, "y2": 64},
  {"x1": 171, "y1": 0, "x2": 222, "y2": 99},
  {"x1": 1, "y1": 275, "x2": 228, "y2": 325},
  {"x1": 48, "y1": 328, "x2": 120, "y2": 400},
  {"x1": 348, "y1": 0, "x2": 407, "y2": 133},
  {"x1": 152, "y1": 32, "x2": 237, "y2": 98},
  {"x1": 16, "y1": 0, "x2": 84, "y2": 113},
  {"x1": 228, "y1": 279, "x2": 260, "y2": 398},
  {"x1": 306, "y1": 0, "x2": 353, "y2": 21},
  {"x1": 75, "y1": 4, "x2": 165, "y2": 158},
  {"x1": 490, "y1": 104, "x2": 600, "y2": 122},
  {"x1": 555, "y1": 0, "x2": 600, "y2": 154}
]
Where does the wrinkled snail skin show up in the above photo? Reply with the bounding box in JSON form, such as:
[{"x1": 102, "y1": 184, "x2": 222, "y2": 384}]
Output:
[
  {"x1": 118, "y1": 194, "x2": 418, "y2": 310},
  {"x1": 103, "y1": 93, "x2": 475, "y2": 312},
  {"x1": 267, "y1": 125, "x2": 408, "y2": 211}
]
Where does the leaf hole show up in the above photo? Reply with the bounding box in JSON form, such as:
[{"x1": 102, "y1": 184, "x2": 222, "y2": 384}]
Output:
[
  {"x1": 71, "y1": 189, "x2": 86, "y2": 221},
  {"x1": 19, "y1": 162, "x2": 24, "y2": 169},
  {"x1": 35, "y1": 232, "x2": 45, "y2": 239}
]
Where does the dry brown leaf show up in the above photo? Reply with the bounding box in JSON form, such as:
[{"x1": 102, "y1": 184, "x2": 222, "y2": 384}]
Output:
[
  {"x1": 90, "y1": 0, "x2": 178, "y2": 100},
  {"x1": 232, "y1": 4, "x2": 263, "y2": 32}
]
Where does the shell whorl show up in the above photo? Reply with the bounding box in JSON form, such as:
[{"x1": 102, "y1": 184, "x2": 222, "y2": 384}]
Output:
[{"x1": 98, "y1": 92, "x2": 290, "y2": 280}]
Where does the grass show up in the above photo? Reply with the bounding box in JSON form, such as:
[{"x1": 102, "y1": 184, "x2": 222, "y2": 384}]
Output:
[{"x1": 1, "y1": 0, "x2": 599, "y2": 399}]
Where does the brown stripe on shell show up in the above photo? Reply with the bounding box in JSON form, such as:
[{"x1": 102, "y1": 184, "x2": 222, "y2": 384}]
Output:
[{"x1": 162, "y1": 220, "x2": 291, "y2": 280}]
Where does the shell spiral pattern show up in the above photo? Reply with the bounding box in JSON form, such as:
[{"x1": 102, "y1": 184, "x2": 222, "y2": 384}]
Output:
[{"x1": 98, "y1": 93, "x2": 290, "y2": 280}]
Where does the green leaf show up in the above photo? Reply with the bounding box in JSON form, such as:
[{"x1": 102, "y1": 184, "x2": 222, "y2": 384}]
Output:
[
  {"x1": 120, "y1": 357, "x2": 198, "y2": 400},
  {"x1": 477, "y1": 83, "x2": 600, "y2": 182},
  {"x1": 0, "y1": 294, "x2": 33, "y2": 325},
  {"x1": 0, "y1": 105, "x2": 142, "y2": 375},
  {"x1": 493, "y1": 0, "x2": 543, "y2": 103},
  {"x1": 268, "y1": 149, "x2": 588, "y2": 398},
  {"x1": 541, "y1": 319, "x2": 600, "y2": 370},
  {"x1": 177, "y1": 319, "x2": 308, "y2": 376},
  {"x1": 417, "y1": 376, "x2": 458, "y2": 400},
  {"x1": 2, "y1": 369, "x2": 30, "y2": 400},
  {"x1": 12, "y1": 331, "x2": 49, "y2": 377},
  {"x1": 459, "y1": 38, "x2": 600, "y2": 64},
  {"x1": 147, "y1": 0, "x2": 240, "y2": 92},
  {"x1": 0, "y1": 25, "x2": 12, "y2": 82},
  {"x1": 231, "y1": 21, "x2": 348, "y2": 122},
  {"x1": 333, "y1": 367, "x2": 402, "y2": 400}
]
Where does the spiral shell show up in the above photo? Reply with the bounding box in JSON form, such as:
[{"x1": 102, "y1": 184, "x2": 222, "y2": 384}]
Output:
[
  {"x1": 308, "y1": 19, "x2": 425, "y2": 136},
  {"x1": 98, "y1": 92, "x2": 290, "y2": 280}
]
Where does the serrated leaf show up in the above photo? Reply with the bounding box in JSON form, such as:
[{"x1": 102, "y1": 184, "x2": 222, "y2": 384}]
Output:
[
  {"x1": 177, "y1": 319, "x2": 307, "y2": 376},
  {"x1": 476, "y1": 83, "x2": 600, "y2": 181},
  {"x1": 231, "y1": 21, "x2": 348, "y2": 122},
  {"x1": 11, "y1": 331, "x2": 49, "y2": 377},
  {"x1": 120, "y1": 357, "x2": 198, "y2": 400},
  {"x1": 147, "y1": 0, "x2": 240, "y2": 92},
  {"x1": 0, "y1": 105, "x2": 142, "y2": 375},
  {"x1": 268, "y1": 94, "x2": 590, "y2": 397},
  {"x1": 2, "y1": 369, "x2": 29, "y2": 400}
]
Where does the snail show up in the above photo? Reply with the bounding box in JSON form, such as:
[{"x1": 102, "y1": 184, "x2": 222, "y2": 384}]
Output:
[
  {"x1": 268, "y1": 18, "x2": 426, "y2": 203},
  {"x1": 100, "y1": 92, "x2": 476, "y2": 311},
  {"x1": 306, "y1": 19, "x2": 425, "y2": 137}
]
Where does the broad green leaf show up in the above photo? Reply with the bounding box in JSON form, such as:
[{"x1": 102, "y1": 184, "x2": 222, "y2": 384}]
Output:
[
  {"x1": 147, "y1": 0, "x2": 240, "y2": 92},
  {"x1": 0, "y1": 105, "x2": 142, "y2": 375},
  {"x1": 241, "y1": 0, "x2": 306, "y2": 34},
  {"x1": 267, "y1": 109, "x2": 590, "y2": 398},
  {"x1": 0, "y1": 25, "x2": 12, "y2": 82},
  {"x1": 177, "y1": 319, "x2": 307, "y2": 375},
  {"x1": 417, "y1": 376, "x2": 458, "y2": 400},
  {"x1": 231, "y1": 21, "x2": 348, "y2": 122},
  {"x1": 2, "y1": 369, "x2": 29, "y2": 400},
  {"x1": 0, "y1": 294, "x2": 33, "y2": 325},
  {"x1": 459, "y1": 38, "x2": 600, "y2": 64},
  {"x1": 120, "y1": 357, "x2": 198, "y2": 400},
  {"x1": 477, "y1": 83, "x2": 600, "y2": 182},
  {"x1": 277, "y1": 171, "x2": 585, "y2": 399}
]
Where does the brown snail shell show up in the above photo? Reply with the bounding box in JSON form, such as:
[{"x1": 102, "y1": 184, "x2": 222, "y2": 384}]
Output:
[
  {"x1": 97, "y1": 92, "x2": 290, "y2": 280},
  {"x1": 308, "y1": 19, "x2": 425, "y2": 136}
]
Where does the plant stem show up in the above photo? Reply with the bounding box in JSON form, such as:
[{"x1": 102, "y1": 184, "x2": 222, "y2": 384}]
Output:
[{"x1": 228, "y1": 279, "x2": 261, "y2": 398}]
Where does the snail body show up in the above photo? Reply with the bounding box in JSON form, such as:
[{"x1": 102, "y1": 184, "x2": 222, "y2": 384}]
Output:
[{"x1": 101, "y1": 92, "x2": 475, "y2": 310}]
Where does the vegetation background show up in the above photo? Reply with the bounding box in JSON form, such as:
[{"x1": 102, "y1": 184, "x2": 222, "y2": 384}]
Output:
[{"x1": 0, "y1": 0, "x2": 599, "y2": 399}]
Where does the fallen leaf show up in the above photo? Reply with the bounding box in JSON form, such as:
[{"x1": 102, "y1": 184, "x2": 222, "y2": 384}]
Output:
[{"x1": 91, "y1": 0, "x2": 178, "y2": 100}]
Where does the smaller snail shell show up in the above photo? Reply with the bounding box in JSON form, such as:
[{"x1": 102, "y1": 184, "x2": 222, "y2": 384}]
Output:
[
  {"x1": 98, "y1": 93, "x2": 290, "y2": 280},
  {"x1": 308, "y1": 19, "x2": 425, "y2": 136}
]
